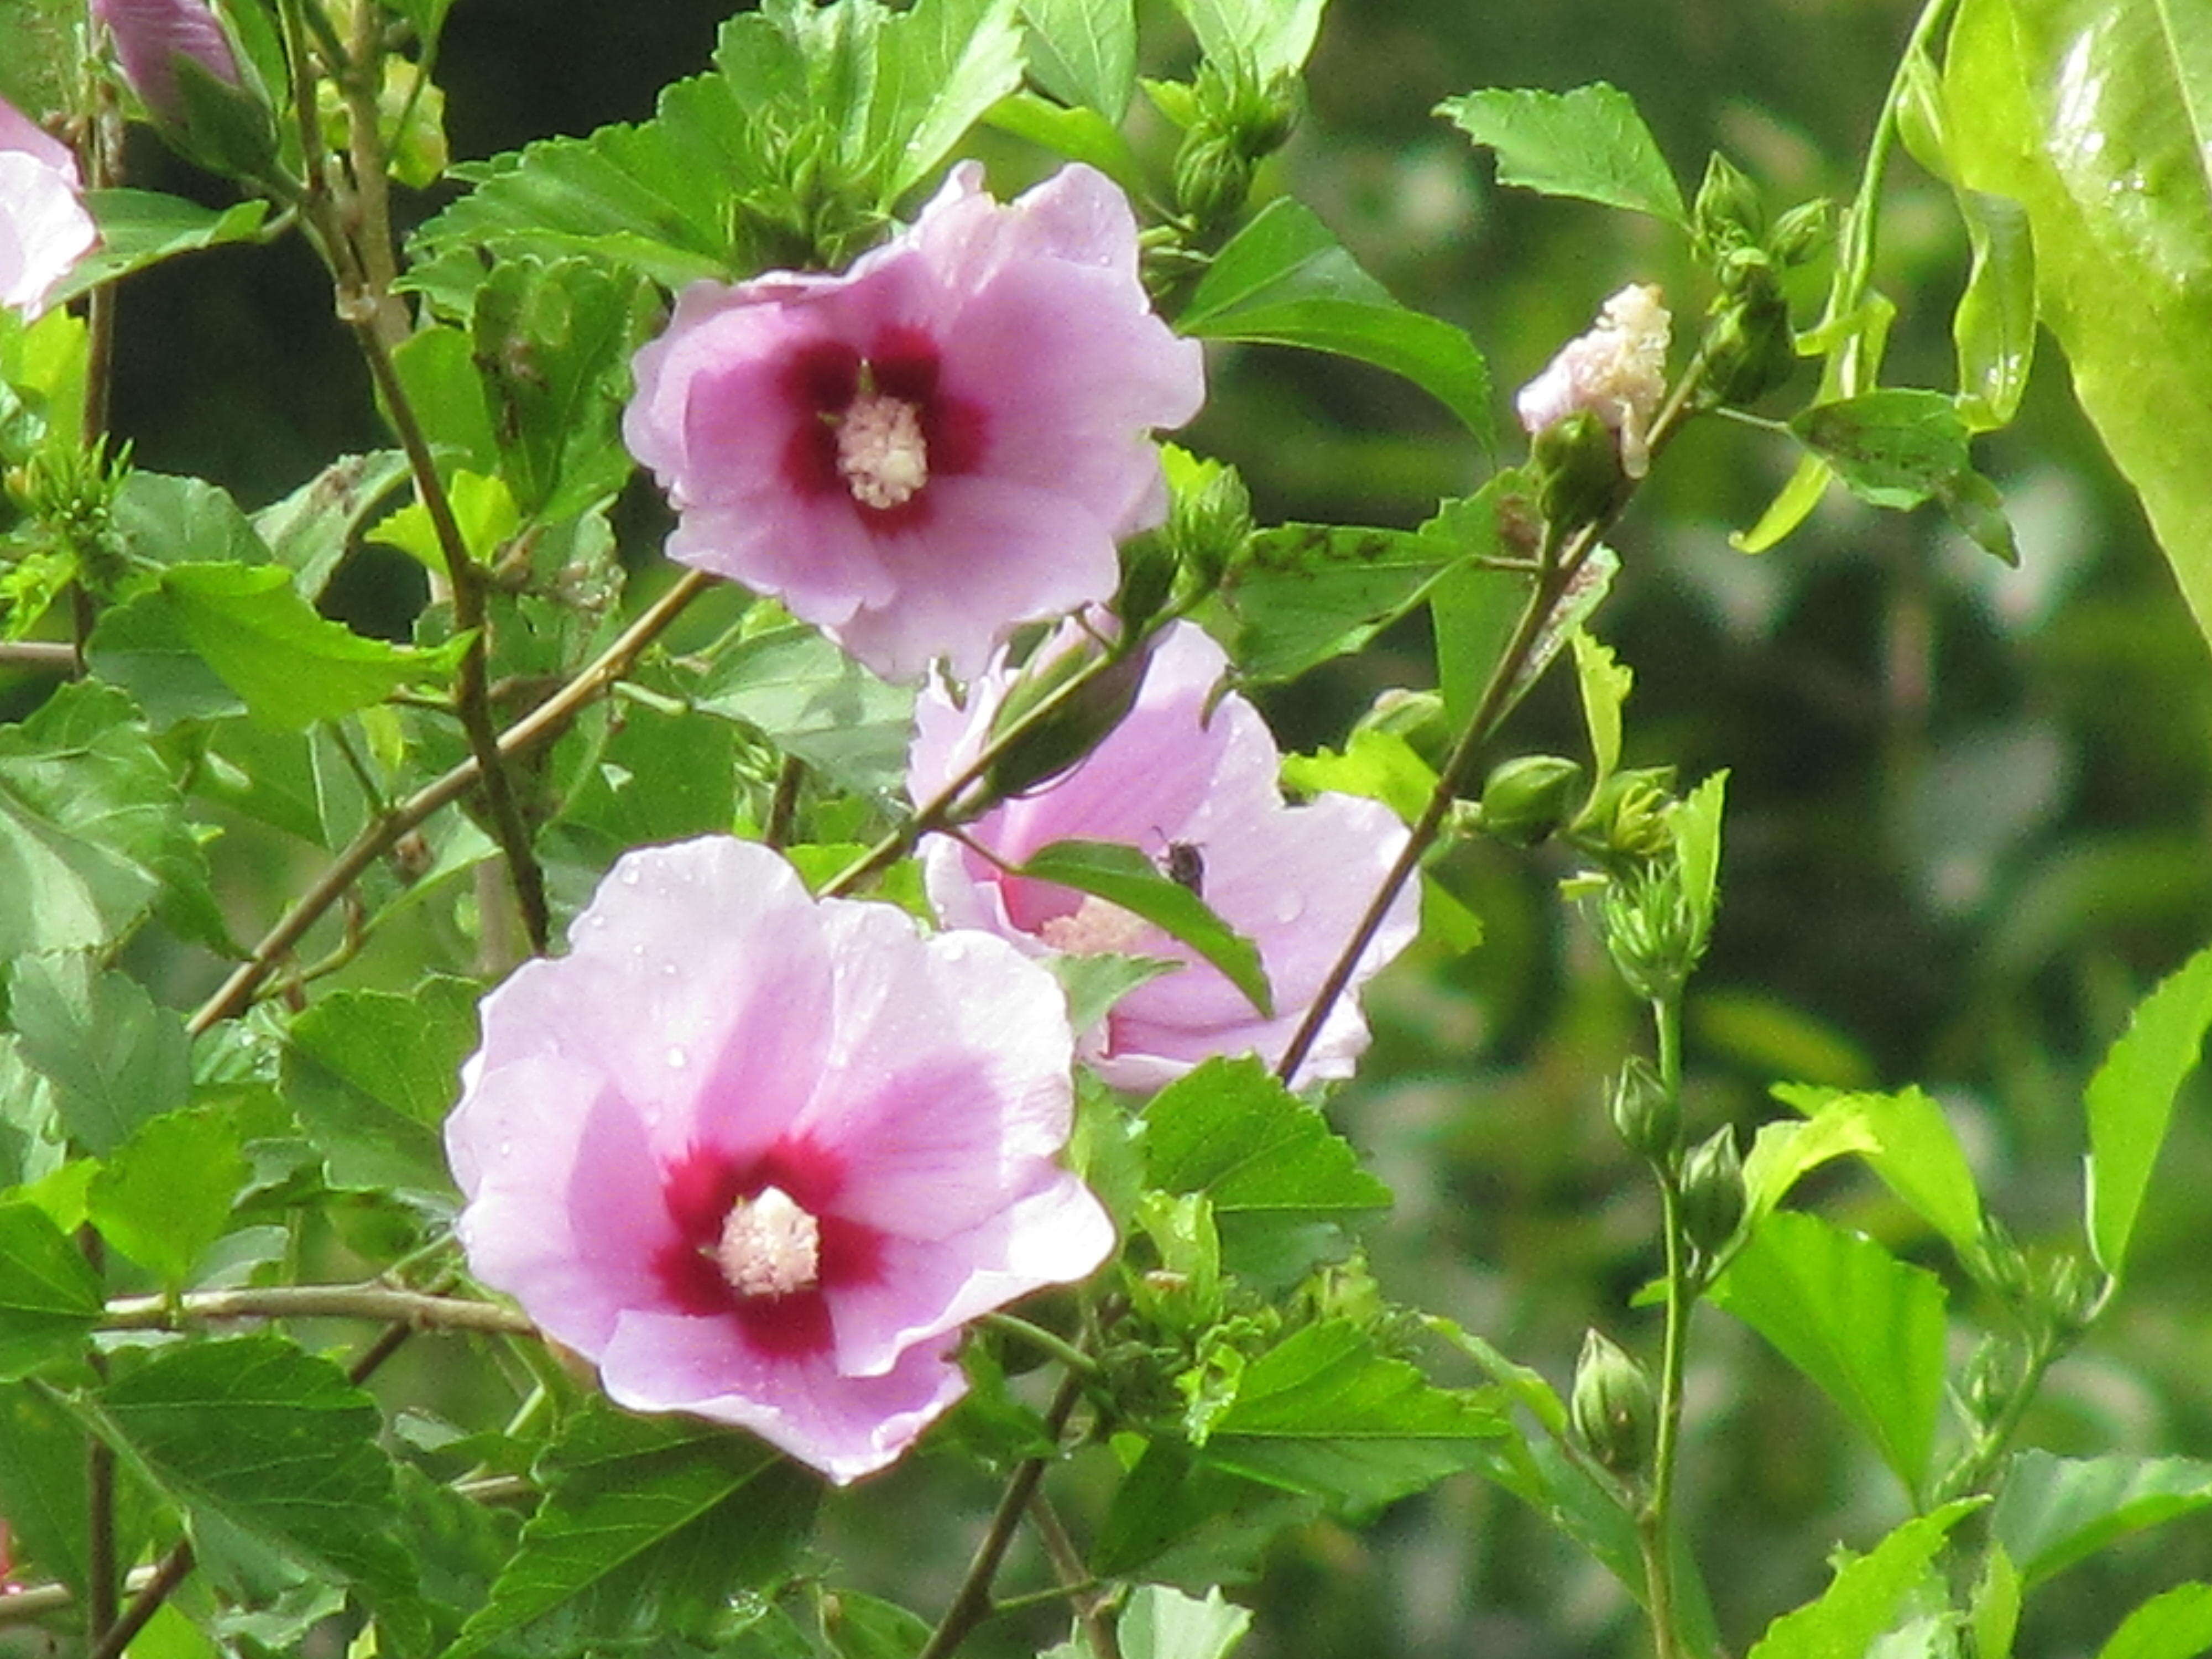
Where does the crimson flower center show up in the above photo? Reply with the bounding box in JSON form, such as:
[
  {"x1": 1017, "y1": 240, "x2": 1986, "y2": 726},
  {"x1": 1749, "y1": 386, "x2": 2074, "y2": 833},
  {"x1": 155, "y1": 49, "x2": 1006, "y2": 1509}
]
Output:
[
  {"x1": 715, "y1": 1185, "x2": 821, "y2": 1298},
  {"x1": 836, "y1": 392, "x2": 929, "y2": 509}
]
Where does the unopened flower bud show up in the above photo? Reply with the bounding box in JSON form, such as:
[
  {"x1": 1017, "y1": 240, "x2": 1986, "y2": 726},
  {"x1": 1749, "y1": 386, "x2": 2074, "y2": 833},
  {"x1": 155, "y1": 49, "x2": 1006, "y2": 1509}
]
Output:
[
  {"x1": 1164, "y1": 453, "x2": 1253, "y2": 595},
  {"x1": 1573, "y1": 765, "x2": 1679, "y2": 867},
  {"x1": 983, "y1": 635, "x2": 1151, "y2": 800},
  {"x1": 1355, "y1": 687, "x2": 1448, "y2": 755},
  {"x1": 1530, "y1": 410, "x2": 1625, "y2": 531},
  {"x1": 1609, "y1": 1055, "x2": 1678, "y2": 1162},
  {"x1": 1692, "y1": 152, "x2": 1765, "y2": 254},
  {"x1": 1770, "y1": 198, "x2": 1836, "y2": 267},
  {"x1": 1678, "y1": 1126, "x2": 1746, "y2": 1256},
  {"x1": 2034, "y1": 1250, "x2": 2103, "y2": 1338},
  {"x1": 93, "y1": 0, "x2": 242, "y2": 124},
  {"x1": 1516, "y1": 284, "x2": 1672, "y2": 479},
  {"x1": 1601, "y1": 860, "x2": 1703, "y2": 1001},
  {"x1": 1958, "y1": 1334, "x2": 2018, "y2": 1428},
  {"x1": 1570, "y1": 1329, "x2": 1656, "y2": 1477},
  {"x1": 1172, "y1": 132, "x2": 1254, "y2": 231},
  {"x1": 1479, "y1": 754, "x2": 1585, "y2": 848},
  {"x1": 1702, "y1": 283, "x2": 1797, "y2": 409},
  {"x1": 1113, "y1": 531, "x2": 1177, "y2": 633}
]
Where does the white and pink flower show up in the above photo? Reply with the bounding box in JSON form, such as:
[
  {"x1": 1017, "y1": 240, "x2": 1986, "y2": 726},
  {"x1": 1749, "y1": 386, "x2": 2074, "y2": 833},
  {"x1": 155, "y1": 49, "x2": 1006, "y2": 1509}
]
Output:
[
  {"x1": 911, "y1": 622, "x2": 1420, "y2": 1092},
  {"x1": 623, "y1": 162, "x2": 1206, "y2": 682},
  {"x1": 91, "y1": 0, "x2": 243, "y2": 125},
  {"x1": 445, "y1": 836, "x2": 1113, "y2": 1484},
  {"x1": 1515, "y1": 283, "x2": 1671, "y2": 478},
  {"x1": 0, "y1": 95, "x2": 96, "y2": 320}
]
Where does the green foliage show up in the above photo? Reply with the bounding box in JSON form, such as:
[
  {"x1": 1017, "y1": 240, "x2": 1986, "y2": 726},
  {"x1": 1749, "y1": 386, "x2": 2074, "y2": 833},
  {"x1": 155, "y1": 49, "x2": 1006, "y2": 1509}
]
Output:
[
  {"x1": 2098, "y1": 1583, "x2": 2212, "y2": 1659},
  {"x1": 281, "y1": 975, "x2": 479, "y2": 1193},
  {"x1": 1118, "y1": 1584, "x2": 1254, "y2": 1659},
  {"x1": 2081, "y1": 943, "x2": 2212, "y2": 1277},
  {"x1": 1021, "y1": 839, "x2": 1275, "y2": 1016},
  {"x1": 86, "y1": 1105, "x2": 251, "y2": 1286},
  {"x1": 7, "y1": 950, "x2": 190, "y2": 1155},
  {"x1": 1179, "y1": 200, "x2": 1494, "y2": 443},
  {"x1": 451, "y1": 1405, "x2": 819, "y2": 1656},
  {"x1": 46, "y1": 194, "x2": 269, "y2": 311},
  {"x1": 1708, "y1": 1209, "x2": 1948, "y2": 1502},
  {"x1": 0, "y1": 1201, "x2": 105, "y2": 1379},
  {"x1": 1741, "y1": 1500, "x2": 1980, "y2": 1659},
  {"x1": 1020, "y1": 0, "x2": 1138, "y2": 119},
  {"x1": 692, "y1": 622, "x2": 917, "y2": 800},
  {"x1": 82, "y1": 1334, "x2": 430, "y2": 1646},
  {"x1": 1141, "y1": 1057, "x2": 1391, "y2": 1217},
  {"x1": 1994, "y1": 1452, "x2": 2212, "y2": 1587},
  {"x1": 1437, "y1": 82, "x2": 1687, "y2": 225},
  {"x1": 1769, "y1": 1083, "x2": 1985, "y2": 1261},
  {"x1": 1945, "y1": 0, "x2": 2212, "y2": 646},
  {"x1": 1168, "y1": 0, "x2": 1324, "y2": 77}
]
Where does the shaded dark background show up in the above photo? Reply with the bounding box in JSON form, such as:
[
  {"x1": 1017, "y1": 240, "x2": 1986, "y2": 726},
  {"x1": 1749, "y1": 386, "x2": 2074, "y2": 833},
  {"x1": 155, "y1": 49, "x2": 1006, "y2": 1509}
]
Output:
[{"x1": 99, "y1": 1, "x2": 2212, "y2": 1654}]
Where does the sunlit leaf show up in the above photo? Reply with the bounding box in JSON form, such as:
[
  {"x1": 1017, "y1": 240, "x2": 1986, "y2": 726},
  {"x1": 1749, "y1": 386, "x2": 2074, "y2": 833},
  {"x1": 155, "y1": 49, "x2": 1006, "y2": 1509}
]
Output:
[
  {"x1": 2081, "y1": 943, "x2": 2212, "y2": 1277},
  {"x1": 86, "y1": 1107, "x2": 251, "y2": 1287},
  {"x1": 0, "y1": 1202, "x2": 103, "y2": 1380},
  {"x1": 1020, "y1": 0, "x2": 1136, "y2": 118},
  {"x1": 1743, "y1": 1500, "x2": 1981, "y2": 1659},
  {"x1": 283, "y1": 975, "x2": 480, "y2": 1193},
  {"x1": 2098, "y1": 1583, "x2": 2212, "y2": 1659},
  {"x1": 45, "y1": 192, "x2": 268, "y2": 309},
  {"x1": 1709, "y1": 1209, "x2": 1947, "y2": 1501},
  {"x1": 1020, "y1": 840, "x2": 1274, "y2": 1017},
  {"x1": 7, "y1": 952, "x2": 189, "y2": 1156},
  {"x1": 1168, "y1": 0, "x2": 1324, "y2": 77},
  {"x1": 693, "y1": 623, "x2": 917, "y2": 800},
  {"x1": 1770, "y1": 1082, "x2": 1985, "y2": 1261},
  {"x1": 1142, "y1": 1056, "x2": 1391, "y2": 1214},
  {"x1": 1995, "y1": 1451, "x2": 2212, "y2": 1587},
  {"x1": 1437, "y1": 82, "x2": 1687, "y2": 224},
  {"x1": 1119, "y1": 1585, "x2": 1254, "y2": 1659}
]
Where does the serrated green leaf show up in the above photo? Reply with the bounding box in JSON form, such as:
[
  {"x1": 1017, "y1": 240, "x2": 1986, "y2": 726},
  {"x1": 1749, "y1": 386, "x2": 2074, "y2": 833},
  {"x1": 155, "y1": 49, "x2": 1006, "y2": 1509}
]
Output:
[
  {"x1": 1282, "y1": 727, "x2": 1436, "y2": 827},
  {"x1": 85, "y1": 588, "x2": 249, "y2": 730},
  {"x1": 1743, "y1": 1500, "x2": 1981, "y2": 1659},
  {"x1": 7, "y1": 952, "x2": 190, "y2": 1156},
  {"x1": 85, "y1": 1334, "x2": 427, "y2": 1647},
  {"x1": 1215, "y1": 523, "x2": 1454, "y2": 686},
  {"x1": 1180, "y1": 200, "x2": 1493, "y2": 442},
  {"x1": 0, "y1": 1201, "x2": 103, "y2": 1379},
  {"x1": 158, "y1": 561, "x2": 465, "y2": 729},
  {"x1": 820, "y1": 1587, "x2": 933, "y2": 1659},
  {"x1": 1198, "y1": 1319, "x2": 1507, "y2": 1514},
  {"x1": 86, "y1": 1106, "x2": 251, "y2": 1286},
  {"x1": 1945, "y1": 0, "x2": 2212, "y2": 650},
  {"x1": 1709, "y1": 1209, "x2": 1947, "y2": 1502},
  {"x1": 1091, "y1": 1437, "x2": 1316, "y2": 1580},
  {"x1": 0, "y1": 680, "x2": 218, "y2": 957},
  {"x1": 283, "y1": 975, "x2": 479, "y2": 1192},
  {"x1": 0, "y1": 1379, "x2": 91, "y2": 1593},
  {"x1": 1740, "y1": 1112, "x2": 1882, "y2": 1223},
  {"x1": 1142, "y1": 1056, "x2": 1390, "y2": 1214},
  {"x1": 693, "y1": 623, "x2": 917, "y2": 799},
  {"x1": 1167, "y1": 0, "x2": 1324, "y2": 77},
  {"x1": 1973, "y1": 1545, "x2": 2022, "y2": 1659},
  {"x1": 2098, "y1": 1583, "x2": 2212, "y2": 1659},
  {"x1": 111, "y1": 470, "x2": 273, "y2": 571},
  {"x1": 2083, "y1": 943, "x2": 2212, "y2": 1277},
  {"x1": 1770, "y1": 1082, "x2": 1984, "y2": 1260},
  {"x1": 471, "y1": 258, "x2": 650, "y2": 520},
  {"x1": 1426, "y1": 487, "x2": 1531, "y2": 726},
  {"x1": 1995, "y1": 1452, "x2": 2212, "y2": 1587},
  {"x1": 452, "y1": 1405, "x2": 818, "y2": 1657},
  {"x1": 1050, "y1": 951, "x2": 1184, "y2": 1035},
  {"x1": 366, "y1": 469, "x2": 518, "y2": 573},
  {"x1": 1670, "y1": 770, "x2": 1727, "y2": 962},
  {"x1": 1020, "y1": 0, "x2": 1136, "y2": 118},
  {"x1": 982, "y1": 90, "x2": 1146, "y2": 194},
  {"x1": 1569, "y1": 629, "x2": 1631, "y2": 786},
  {"x1": 1119, "y1": 1585, "x2": 1253, "y2": 1659},
  {"x1": 546, "y1": 696, "x2": 739, "y2": 859},
  {"x1": 869, "y1": 0, "x2": 1026, "y2": 199},
  {"x1": 1021, "y1": 840, "x2": 1274, "y2": 1018},
  {"x1": 45, "y1": 192, "x2": 269, "y2": 309},
  {"x1": 1437, "y1": 82, "x2": 1687, "y2": 225},
  {"x1": 247, "y1": 451, "x2": 412, "y2": 603},
  {"x1": 1788, "y1": 389, "x2": 1972, "y2": 511}
]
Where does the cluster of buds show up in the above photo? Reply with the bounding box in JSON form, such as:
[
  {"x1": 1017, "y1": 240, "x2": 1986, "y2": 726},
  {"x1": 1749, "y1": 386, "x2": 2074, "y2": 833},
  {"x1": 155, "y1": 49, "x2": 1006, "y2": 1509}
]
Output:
[{"x1": 1171, "y1": 56, "x2": 1302, "y2": 236}]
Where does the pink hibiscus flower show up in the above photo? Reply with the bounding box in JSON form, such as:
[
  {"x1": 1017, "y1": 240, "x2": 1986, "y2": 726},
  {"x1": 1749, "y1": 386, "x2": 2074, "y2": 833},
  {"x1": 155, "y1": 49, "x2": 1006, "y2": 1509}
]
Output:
[
  {"x1": 0, "y1": 96, "x2": 96, "y2": 320},
  {"x1": 1515, "y1": 283, "x2": 1672, "y2": 478},
  {"x1": 623, "y1": 162, "x2": 1206, "y2": 682},
  {"x1": 91, "y1": 0, "x2": 242, "y2": 124},
  {"x1": 911, "y1": 622, "x2": 1420, "y2": 1092},
  {"x1": 445, "y1": 836, "x2": 1113, "y2": 1484}
]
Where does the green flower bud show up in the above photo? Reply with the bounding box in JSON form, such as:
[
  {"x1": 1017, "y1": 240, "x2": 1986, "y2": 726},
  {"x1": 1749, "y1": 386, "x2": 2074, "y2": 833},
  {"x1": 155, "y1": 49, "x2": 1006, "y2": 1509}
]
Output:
[
  {"x1": 1172, "y1": 129, "x2": 1254, "y2": 231},
  {"x1": 1164, "y1": 453, "x2": 1254, "y2": 596},
  {"x1": 1600, "y1": 864, "x2": 1701, "y2": 999},
  {"x1": 1531, "y1": 408, "x2": 1626, "y2": 530},
  {"x1": 2033, "y1": 1249, "x2": 2104, "y2": 1338},
  {"x1": 1678, "y1": 1126, "x2": 1746, "y2": 1256},
  {"x1": 1113, "y1": 531, "x2": 1177, "y2": 633},
  {"x1": 1479, "y1": 754, "x2": 1586, "y2": 848},
  {"x1": 1770, "y1": 197, "x2": 1837, "y2": 267},
  {"x1": 1569, "y1": 1329, "x2": 1656, "y2": 1477},
  {"x1": 1572, "y1": 765, "x2": 1679, "y2": 866},
  {"x1": 1692, "y1": 152, "x2": 1765, "y2": 255},
  {"x1": 1609, "y1": 1055, "x2": 1679, "y2": 1162},
  {"x1": 1702, "y1": 284, "x2": 1797, "y2": 409},
  {"x1": 1958, "y1": 1334, "x2": 2018, "y2": 1428},
  {"x1": 1354, "y1": 687, "x2": 1448, "y2": 751},
  {"x1": 982, "y1": 636, "x2": 1151, "y2": 801}
]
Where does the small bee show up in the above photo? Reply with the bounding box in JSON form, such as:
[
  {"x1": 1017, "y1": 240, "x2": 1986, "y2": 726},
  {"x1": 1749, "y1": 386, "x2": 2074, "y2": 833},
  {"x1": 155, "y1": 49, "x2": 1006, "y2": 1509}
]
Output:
[{"x1": 1160, "y1": 839, "x2": 1206, "y2": 896}]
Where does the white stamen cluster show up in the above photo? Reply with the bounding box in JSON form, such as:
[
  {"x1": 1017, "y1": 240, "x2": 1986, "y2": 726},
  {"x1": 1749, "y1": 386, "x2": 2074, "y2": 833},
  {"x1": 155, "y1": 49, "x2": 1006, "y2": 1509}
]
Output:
[
  {"x1": 1036, "y1": 894, "x2": 1151, "y2": 957},
  {"x1": 836, "y1": 392, "x2": 930, "y2": 509},
  {"x1": 1514, "y1": 283, "x2": 1672, "y2": 478},
  {"x1": 716, "y1": 1185, "x2": 822, "y2": 1298}
]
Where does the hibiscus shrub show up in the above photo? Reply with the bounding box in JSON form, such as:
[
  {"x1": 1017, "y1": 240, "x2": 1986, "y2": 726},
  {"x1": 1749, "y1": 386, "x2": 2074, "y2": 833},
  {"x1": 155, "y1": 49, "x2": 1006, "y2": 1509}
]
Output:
[{"x1": 3, "y1": 0, "x2": 2211, "y2": 1657}]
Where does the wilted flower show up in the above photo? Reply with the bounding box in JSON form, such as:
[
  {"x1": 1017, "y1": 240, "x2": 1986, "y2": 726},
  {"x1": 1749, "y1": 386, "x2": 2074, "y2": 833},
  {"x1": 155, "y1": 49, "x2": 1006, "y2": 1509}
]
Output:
[
  {"x1": 1515, "y1": 283, "x2": 1672, "y2": 478},
  {"x1": 623, "y1": 162, "x2": 1206, "y2": 682},
  {"x1": 445, "y1": 836, "x2": 1113, "y2": 1484},
  {"x1": 911, "y1": 621, "x2": 1419, "y2": 1091},
  {"x1": 0, "y1": 96, "x2": 96, "y2": 320},
  {"x1": 91, "y1": 0, "x2": 243, "y2": 124}
]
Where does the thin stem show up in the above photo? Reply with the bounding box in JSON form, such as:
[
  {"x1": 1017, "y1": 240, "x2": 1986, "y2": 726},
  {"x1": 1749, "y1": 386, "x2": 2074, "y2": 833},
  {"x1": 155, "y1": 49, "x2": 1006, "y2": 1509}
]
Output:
[
  {"x1": 85, "y1": 1546, "x2": 193, "y2": 1659},
  {"x1": 0, "y1": 1567, "x2": 158, "y2": 1628},
  {"x1": 916, "y1": 1370, "x2": 1086, "y2": 1659},
  {"x1": 1029, "y1": 1495, "x2": 1121, "y2": 1659},
  {"x1": 81, "y1": 1230, "x2": 115, "y2": 1648},
  {"x1": 341, "y1": 0, "x2": 409, "y2": 347},
  {"x1": 187, "y1": 567, "x2": 715, "y2": 1036},
  {"x1": 0, "y1": 641, "x2": 79, "y2": 672},
  {"x1": 100, "y1": 1282, "x2": 538, "y2": 1337},
  {"x1": 980, "y1": 1312, "x2": 1103, "y2": 1379},
  {"x1": 765, "y1": 755, "x2": 806, "y2": 849},
  {"x1": 1273, "y1": 352, "x2": 1717, "y2": 1088},
  {"x1": 1637, "y1": 994, "x2": 1691, "y2": 1659}
]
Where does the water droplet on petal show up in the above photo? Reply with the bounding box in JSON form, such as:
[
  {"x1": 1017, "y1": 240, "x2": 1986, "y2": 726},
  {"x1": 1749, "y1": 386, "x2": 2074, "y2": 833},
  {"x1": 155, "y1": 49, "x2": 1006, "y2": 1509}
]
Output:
[
  {"x1": 666, "y1": 1045, "x2": 688, "y2": 1070},
  {"x1": 618, "y1": 862, "x2": 641, "y2": 885},
  {"x1": 1274, "y1": 894, "x2": 1305, "y2": 923},
  {"x1": 496, "y1": 1139, "x2": 512, "y2": 1157},
  {"x1": 660, "y1": 961, "x2": 680, "y2": 978}
]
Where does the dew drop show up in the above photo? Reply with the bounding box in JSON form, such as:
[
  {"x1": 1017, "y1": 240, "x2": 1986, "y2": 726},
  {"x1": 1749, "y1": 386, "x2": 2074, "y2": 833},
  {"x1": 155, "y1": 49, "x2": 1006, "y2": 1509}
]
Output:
[
  {"x1": 1273, "y1": 894, "x2": 1305, "y2": 924},
  {"x1": 618, "y1": 862, "x2": 641, "y2": 885},
  {"x1": 659, "y1": 961, "x2": 680, "y2": 978},
  {"x1": 666, "y1": 1045, "x2": 689, "y2": 1070},
  {"x1": 496, "y1": 1139, "x2": 512, "y2": 1157}
]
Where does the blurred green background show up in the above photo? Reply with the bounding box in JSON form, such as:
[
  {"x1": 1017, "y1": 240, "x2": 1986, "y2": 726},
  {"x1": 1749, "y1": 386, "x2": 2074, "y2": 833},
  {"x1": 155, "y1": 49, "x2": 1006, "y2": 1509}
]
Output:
[{"x1": 87, "y1": 0, "x2": 2212, "y2": 1654}]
